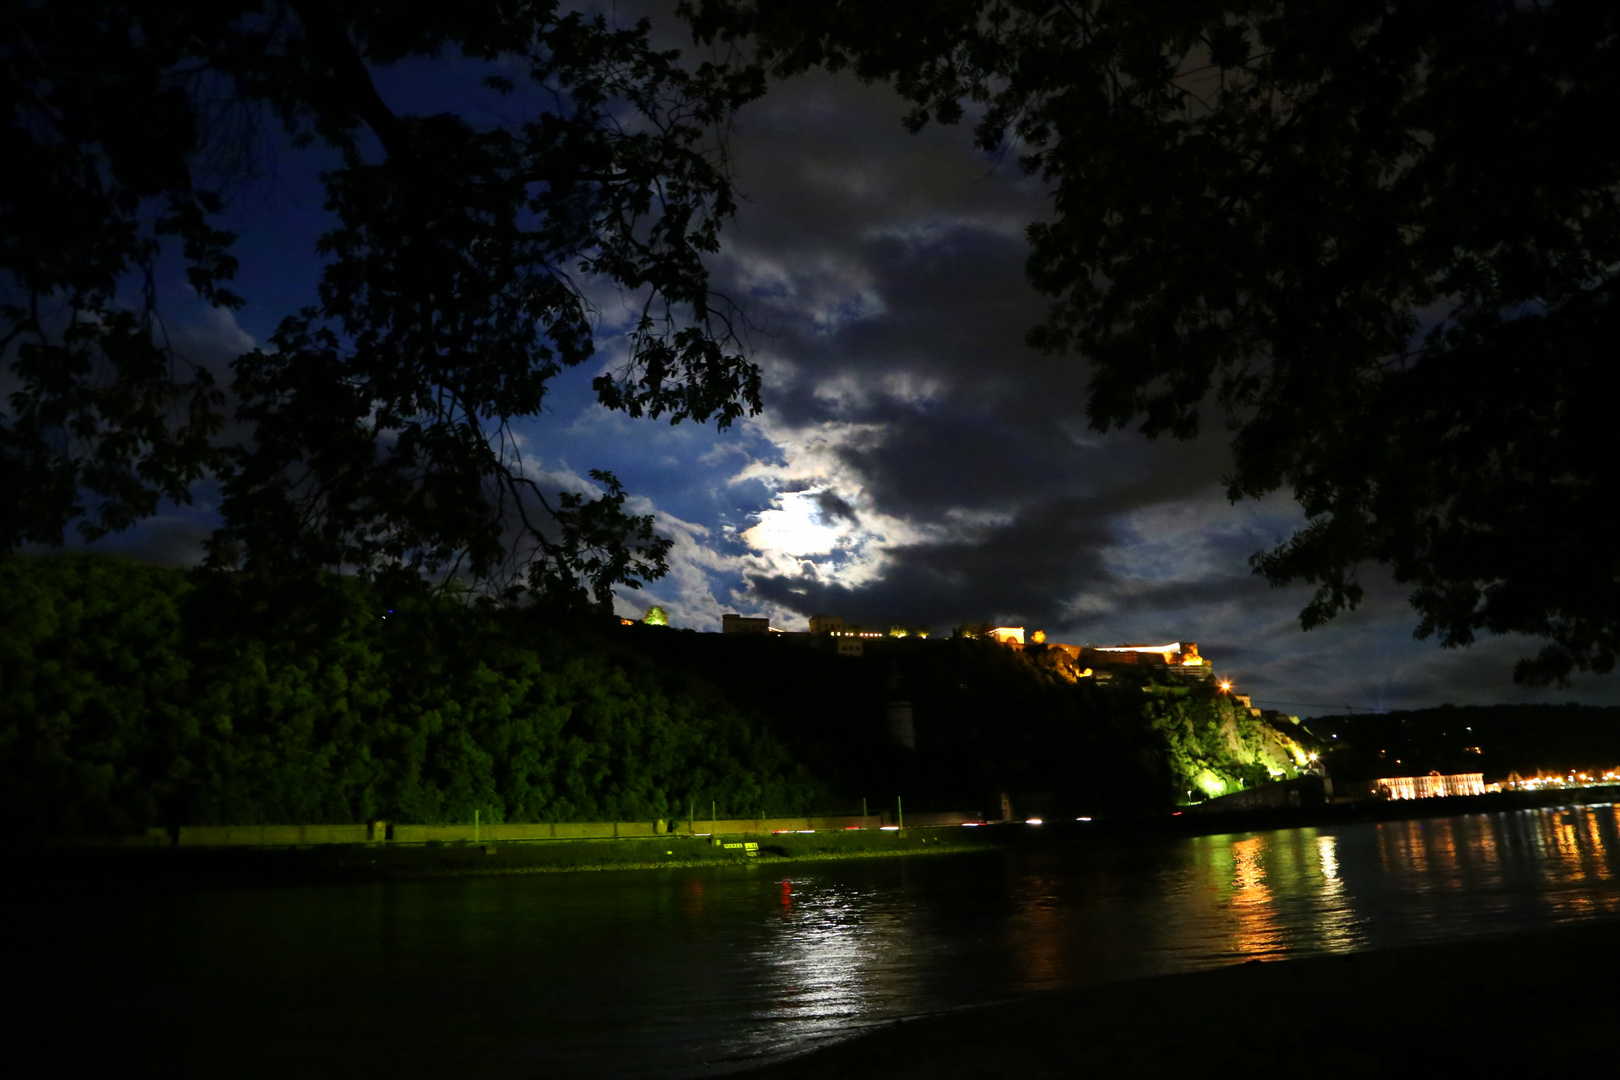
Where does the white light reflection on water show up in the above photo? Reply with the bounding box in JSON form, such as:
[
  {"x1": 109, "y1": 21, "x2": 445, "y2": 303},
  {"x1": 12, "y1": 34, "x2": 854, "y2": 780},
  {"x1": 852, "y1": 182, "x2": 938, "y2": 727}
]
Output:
[
  {"x1": 1314, "y1": 834, "x2": 1358, "y2": 953},
  {"x1": 737, "y1": 879, "x2": 889, "y2": 1056}
]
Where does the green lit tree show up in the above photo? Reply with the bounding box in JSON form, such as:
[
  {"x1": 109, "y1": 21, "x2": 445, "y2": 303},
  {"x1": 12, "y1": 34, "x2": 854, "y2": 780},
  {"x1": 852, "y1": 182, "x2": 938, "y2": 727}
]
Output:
[{"x1": 643, "y1": 605, "x2": 669, "y2": 626}]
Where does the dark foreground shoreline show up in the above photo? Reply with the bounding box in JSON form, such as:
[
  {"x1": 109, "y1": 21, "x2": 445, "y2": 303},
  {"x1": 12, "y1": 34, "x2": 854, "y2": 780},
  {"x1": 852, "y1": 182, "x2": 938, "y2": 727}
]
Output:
[{"x1": 728, "y1": 919, "x2": 1620, "y2": 1079}]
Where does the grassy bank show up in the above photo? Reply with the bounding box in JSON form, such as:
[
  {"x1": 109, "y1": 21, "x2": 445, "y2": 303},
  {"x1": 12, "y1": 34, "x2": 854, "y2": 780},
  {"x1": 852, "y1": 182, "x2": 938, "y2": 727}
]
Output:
[
  {"x1": 728, "y1": 918, "x2": 1620, "y2": 1078},
  {"x1": 13, "y1": 825, "x2": 995, "y2": 888},
  {"x1": 24, "y1": 785, "x2": 1619, "y2": 888}
]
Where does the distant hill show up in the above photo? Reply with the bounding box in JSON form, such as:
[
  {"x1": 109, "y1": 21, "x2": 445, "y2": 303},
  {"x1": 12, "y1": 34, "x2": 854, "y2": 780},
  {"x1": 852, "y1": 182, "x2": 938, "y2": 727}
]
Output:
[
  {"x1": 1304, "y1": 704, "x2": 1620, "y2": 782},
  {"x1": 613, "y1": 625, "x2": 1314, "y2": 817},
  {"x1": 0, "y1": 550, "x2": 1324, "y2": 837}
]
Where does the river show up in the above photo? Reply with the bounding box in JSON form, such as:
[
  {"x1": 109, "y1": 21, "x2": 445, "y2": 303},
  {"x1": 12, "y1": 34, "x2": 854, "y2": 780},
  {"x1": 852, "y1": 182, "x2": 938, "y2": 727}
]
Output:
[{"x1": 16, "y1": 805, "x2": 1620, "y2": 1078}]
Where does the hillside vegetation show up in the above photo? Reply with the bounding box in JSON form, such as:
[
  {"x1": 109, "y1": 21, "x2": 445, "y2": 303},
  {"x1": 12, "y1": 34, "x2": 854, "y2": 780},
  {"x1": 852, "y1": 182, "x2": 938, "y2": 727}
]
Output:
[
  {"x1": 0, "y1": 554, "x2": 826, "y2": 837},
  {"x1": 2, "y1": 553, "x2": 1312, "y2": 837},
  {"x1": 614, "y1": 625, "x2": 1312, "y2": 818}
]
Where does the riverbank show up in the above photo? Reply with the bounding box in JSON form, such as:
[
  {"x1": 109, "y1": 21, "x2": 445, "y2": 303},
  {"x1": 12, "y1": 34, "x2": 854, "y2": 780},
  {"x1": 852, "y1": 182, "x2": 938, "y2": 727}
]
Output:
[
  {"x1": 729, "y1": 918, "x2": 1620, "y2": 1078},
  {"x1": 8, "y1": 825, "x2": 994, "y2": 888},
  {"x1": 15, "y1": 785, "x2": 1620, "y2": 889},
  {"x1": 1154, "y1": 782, "x2": 1620, "y2": 839}
]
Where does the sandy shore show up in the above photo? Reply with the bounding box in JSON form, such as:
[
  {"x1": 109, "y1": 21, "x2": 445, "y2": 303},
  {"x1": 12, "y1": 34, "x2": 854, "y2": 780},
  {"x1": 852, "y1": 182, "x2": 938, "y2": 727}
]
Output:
[{"x1": 727, "y1": 919, "x2": 1620, "y2": 1079}]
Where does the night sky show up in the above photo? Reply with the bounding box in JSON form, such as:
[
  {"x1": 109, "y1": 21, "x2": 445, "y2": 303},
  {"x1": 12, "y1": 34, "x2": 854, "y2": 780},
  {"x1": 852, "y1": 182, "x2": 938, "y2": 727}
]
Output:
[{"x1": 84, "y1": 5, "x2": 1620, "y2": 718}]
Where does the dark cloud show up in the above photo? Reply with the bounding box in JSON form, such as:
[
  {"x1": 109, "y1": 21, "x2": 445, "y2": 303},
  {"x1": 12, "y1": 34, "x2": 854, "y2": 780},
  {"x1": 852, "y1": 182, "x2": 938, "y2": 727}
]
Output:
[
  {"x1": 812, "y1": 490, "x2": 859, "y2": 524},
  {"x1": 702, "y1": 66, "x2": 1620, "y2": 710}
]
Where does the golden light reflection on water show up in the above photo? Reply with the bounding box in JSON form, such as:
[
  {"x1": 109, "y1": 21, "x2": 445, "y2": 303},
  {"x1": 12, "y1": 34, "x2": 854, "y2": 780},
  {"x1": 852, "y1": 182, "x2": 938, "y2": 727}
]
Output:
[
  {"x1": 1555, "y1": 817, "x2": 1585, "y2": 882},
  {"x1": 739, "y1": 808, "x2": 1620, "y2": 1059},
  {"x1": 1432, "y1": 818, "x2": 1461, "y2": 887},
  {"x1": 1378, "y1": 819, "x2": 1432, "y2": 886},
  {"x1": 1586, "y1": 811, "x2": 1611, "y2": 881},
  {"x1": 1009, "y1": 875, "x2": 1070, "y2": 991},
  {"x1": 1363, "y1": 808, "x2": 1620, "y2": 922},
  {"x1": 1532, "y1": 806, "x2": 1620, "y2": 914},
  {"x1": 1226, "y1": 835, "x2": 1285, "y2": 958},
  {"x1": 1464, "y1": 814, "x2": 1501, "y2": 887}
]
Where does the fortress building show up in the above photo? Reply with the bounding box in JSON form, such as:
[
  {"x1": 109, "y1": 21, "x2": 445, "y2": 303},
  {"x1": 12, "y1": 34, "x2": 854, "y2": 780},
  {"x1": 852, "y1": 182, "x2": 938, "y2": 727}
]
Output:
[{"x1": 722, "y1": 614, "x2": 780, "y2": 635}]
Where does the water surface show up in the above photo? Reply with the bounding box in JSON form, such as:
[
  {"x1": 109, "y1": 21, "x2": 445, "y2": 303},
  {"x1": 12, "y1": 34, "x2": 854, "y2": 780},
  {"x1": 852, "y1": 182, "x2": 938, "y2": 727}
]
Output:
[{"x1": 18, "y1": 806, "x2": 1620, "y2": 1077}]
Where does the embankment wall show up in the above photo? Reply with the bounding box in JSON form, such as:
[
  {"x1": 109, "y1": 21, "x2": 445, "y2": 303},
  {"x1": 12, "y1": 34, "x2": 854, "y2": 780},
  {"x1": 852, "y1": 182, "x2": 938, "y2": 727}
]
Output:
[{"x1": 136, "y1": 811, "x2": 985, "y2": 848}]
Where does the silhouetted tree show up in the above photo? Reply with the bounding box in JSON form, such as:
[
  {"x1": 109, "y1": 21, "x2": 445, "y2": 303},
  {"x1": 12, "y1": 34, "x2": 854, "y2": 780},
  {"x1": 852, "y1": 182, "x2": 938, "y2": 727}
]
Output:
[
  {"x1": 3, "y1": 2, "x2": 764, "y2": 605},
  {"x1": 684, "y1": 0, "x2": 1620, "y2": 684}
]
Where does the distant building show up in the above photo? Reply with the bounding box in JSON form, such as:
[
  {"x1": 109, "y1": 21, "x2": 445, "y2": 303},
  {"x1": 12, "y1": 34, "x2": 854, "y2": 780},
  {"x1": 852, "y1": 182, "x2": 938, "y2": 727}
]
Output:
[
  {"x1": 1078, "y1": 642, "x2": 1214, "y2": 682},
  {"x1": 1094, "y1": 642, "x2": 1183, "y2": 663},
  {"x1": 808, "y1": 614, "x2": 844, "y2": 635},
  {"x1": 1174, "y1": 643, "x2": 1214, "y2": 679},
  {"x1": 722, "y1": 614, "x2": 773, "y2": 635},
  {"x1": 836, "y1": 637, "x2": 864, "y2": 658},
  {"x1": 988, "y1": 627, "x2": 1025, "y2": 645},
  {"x1": 1377, "y1": 773, "x2": 1487, "y2": 800}
]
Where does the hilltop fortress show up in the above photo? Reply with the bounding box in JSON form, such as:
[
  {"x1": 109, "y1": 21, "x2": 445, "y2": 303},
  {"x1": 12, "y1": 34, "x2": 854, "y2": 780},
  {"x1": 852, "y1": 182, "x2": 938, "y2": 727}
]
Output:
[
  {"x1": 614, "y1": 606, "x2": 1323, "y2": 814},
  {"x1": 717, "y1": 610, "x2": 1286, "y2": 719},
  {"x1": 707, "y1": 610, "x2": 1310, "y2": 779}
]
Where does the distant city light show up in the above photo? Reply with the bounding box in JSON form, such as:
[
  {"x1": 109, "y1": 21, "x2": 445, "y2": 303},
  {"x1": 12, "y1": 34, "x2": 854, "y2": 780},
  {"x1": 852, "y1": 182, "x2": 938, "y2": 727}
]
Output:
[
  {"x1": 1025, "y1": 818, "x2": 1043, "y2": 825},
  {"x1": 1219, "y1": 680, "x2": 1232, "y2": 692},
  {"x1": 1076, "y1": 816, "x2": 1093, "y2": 822},
  {"x1": 879, "y1": 825, "x2": 900, "y2": 831},
  {"x1": 1504, "y1": 770, "x2": 1620, "y2": 792}
]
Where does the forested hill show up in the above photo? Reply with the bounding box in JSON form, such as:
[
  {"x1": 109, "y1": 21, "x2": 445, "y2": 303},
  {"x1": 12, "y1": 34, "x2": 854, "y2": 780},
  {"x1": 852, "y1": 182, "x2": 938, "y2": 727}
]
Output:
[
  {"x1": 1306, "y1": 705, "x2": 1620, "y2": 782},
  {"x1": 0, "y1": 554, "x2": 827, "y2": 838},
  {"x1": 3, "y1": 552, "x2": 1313, "y2": 837},
  {"x1": 609, "y1": 623, "x2": 1313, "y2": 819}
]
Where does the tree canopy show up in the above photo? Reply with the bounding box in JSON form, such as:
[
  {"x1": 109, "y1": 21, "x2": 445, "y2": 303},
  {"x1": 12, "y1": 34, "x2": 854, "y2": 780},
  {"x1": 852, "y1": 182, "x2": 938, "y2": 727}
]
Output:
[
  {"x1": 3, "y1": 1, "x2": 764, "y2": 604},
  {"x1": 684, "y1": 0, "x2": 1620, "y2": 684},
  {"x1": 0, "y1": 552, "x2": 827, "y2": 836}
]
